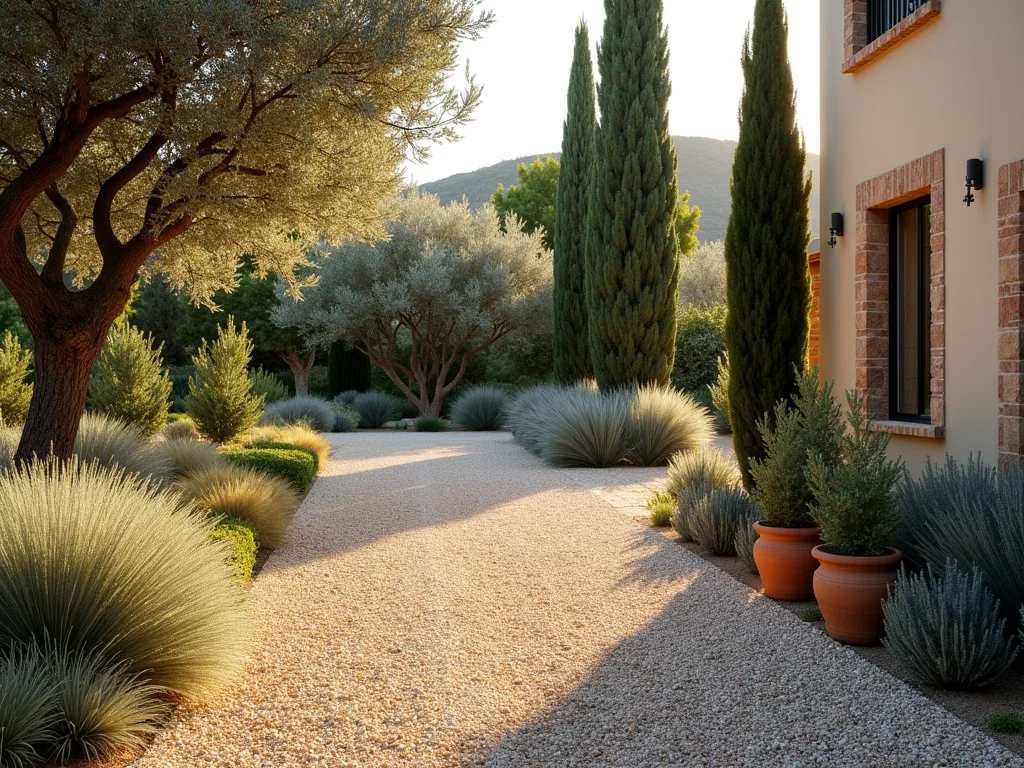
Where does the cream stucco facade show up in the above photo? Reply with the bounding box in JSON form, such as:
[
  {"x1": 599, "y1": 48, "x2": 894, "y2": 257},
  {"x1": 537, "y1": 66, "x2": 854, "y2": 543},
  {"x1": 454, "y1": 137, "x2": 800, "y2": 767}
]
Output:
[{"x1": 819, "y1": 0, "x2": 1024, "y2": 474}]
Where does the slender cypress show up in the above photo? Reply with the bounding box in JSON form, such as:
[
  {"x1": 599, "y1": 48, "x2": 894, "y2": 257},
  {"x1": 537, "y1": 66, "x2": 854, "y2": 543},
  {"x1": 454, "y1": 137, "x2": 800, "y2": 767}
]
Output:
[
  {"x1": 553, "y1": 22, "x2": 596, "y2": 383},
  {"x1": 724, "y1": 0, "x2": 812, "y2": 488},
  {"x1": 586, "y1": 0, "x2": 680, "y2": 390}
]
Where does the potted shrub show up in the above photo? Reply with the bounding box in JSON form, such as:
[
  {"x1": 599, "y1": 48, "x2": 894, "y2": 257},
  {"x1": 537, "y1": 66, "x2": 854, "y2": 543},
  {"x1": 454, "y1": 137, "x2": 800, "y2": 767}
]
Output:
[
  {"x1": 749, "y1": 369, "x2": 842, "y2": 600},
  {"x1": 807, "y1": 389, "x2": 903, "y2": 645}
]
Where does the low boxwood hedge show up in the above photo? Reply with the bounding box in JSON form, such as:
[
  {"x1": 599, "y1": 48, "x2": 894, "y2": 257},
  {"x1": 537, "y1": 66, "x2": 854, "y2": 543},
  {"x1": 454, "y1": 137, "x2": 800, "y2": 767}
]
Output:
[
  {"x1": 245, "y1": 439, "x2": 320, "y2": 469},
  {"x1": 210, "y1": 516, "x2": 259, "y2": 582},
  {"x1": 220, "y1": 447, "x2": 317, "y2": 490}
]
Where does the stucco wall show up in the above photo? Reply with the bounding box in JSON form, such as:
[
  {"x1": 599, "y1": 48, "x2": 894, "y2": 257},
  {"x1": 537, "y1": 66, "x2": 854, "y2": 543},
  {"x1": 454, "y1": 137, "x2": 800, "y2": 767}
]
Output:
[{"x1": 819, "y1": 0, "x2": 1024, "y2": 474}]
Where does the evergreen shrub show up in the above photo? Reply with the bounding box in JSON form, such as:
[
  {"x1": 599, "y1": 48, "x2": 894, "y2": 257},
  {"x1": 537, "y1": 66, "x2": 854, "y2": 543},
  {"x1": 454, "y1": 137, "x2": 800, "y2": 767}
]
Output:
[
  {"x1": 0, "y1": 330, "x2": 32, "y2": 425},
  {"x1": 210, "y1": 517, "x2": 260, "y2": 582},
  {"x1": 221, "y1": 447, "x2": 316, "y2": 491},
  {"x1": 89, "y1": 324, "x2": 171, "y2": 437}
]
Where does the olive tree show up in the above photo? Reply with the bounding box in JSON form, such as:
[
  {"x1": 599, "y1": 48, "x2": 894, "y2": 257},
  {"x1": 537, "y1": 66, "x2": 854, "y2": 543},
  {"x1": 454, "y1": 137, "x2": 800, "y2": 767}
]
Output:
[
  {"x1": 275, "y1": 192, "x2": 552, "y2": 417},
  {"x1": 0, "y1": 0, "x2": 489, "y2": 461}
]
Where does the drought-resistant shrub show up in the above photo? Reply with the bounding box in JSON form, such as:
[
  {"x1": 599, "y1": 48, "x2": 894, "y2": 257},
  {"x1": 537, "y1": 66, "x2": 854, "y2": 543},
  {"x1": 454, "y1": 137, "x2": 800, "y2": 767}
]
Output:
[
  {"x1": 671, "y1": 483, "x2": 711, "y2": 543},
  {"x1": 185, "y1": 318, "x2": 264, "y2": 443},
  {"x1": 801, "y1": 607, "x2": 823, "y2": 622},
  {"x1": 451, "y1": 386, "x2": 507, "y2": 431},
  {"x1": 159, "y1": 416, "x2": 201, "y2": 442},
  {"x1": 678, "y1": 239, "x2": 727, "y2": 310},
  {"x1": 734, "y1": 510, "x2": 761, "y2": 574},
  {"x1": 665, "y1": 447, "x2": 740, "y2": 500},
  {"x1": 178, "y1": 465, "x2": 300, "y2": 550},
  {"x1": 89, "y1": 324, "x2": 171, "y2": 437},
  {"x1": 689, "y1": 486, "x2": 758, "y2": 556},
  {"x1": 808, "y1": 389, "x2": 902, "y2": 556},
  {"x1": 210, "y1": 517, "x2": 260, "y2": 582},
  {"x1": 245, "y1": 440, "x2": 319, "y2": 470},
  {"x1": 647, "y1": 491, "x2": 674, "y2": 527},
  {"x1": 332, "y1": 404, "x2": 360, "y2": 432},
  {"x1": 895, "y1": 455, "x2": 1024, "y2": 611},
  {"x1": 353, "y1": 391, "x2": 398, "y2": 429},
  {"x1": 155, "y1": 438, "x2": 225, "y2": 481},
  {"x1": 749, "y1": 369, "x2": 843, "y2": 527},
  {"x1": 988, "y1": 713, "x2": 1024, "y2": 734},
  {"x1": 249, "y1": 367, "x2": 288, "y2": 405},
  {"x1": 413, "y1": 417, "x2": 448, "y2": 432},
  {"x1": 0, "y1": 330, "x2": 33, "y2": 425},
  {"x1": 263, "y1": 395, "x2": 336, "y2": 433},
  {"x1": 535, "y1": 387, "x2": 629, "y2": 468},
  {"x1": 625, "y1": 385, "x2": 713, "y2": 466},
  {"x1": 335, "y1": 390, "x2": 360, "y2": 406},
  {"x1": 708, "y1": 354, "x2": 731, "y2": 432},
  {"x1": 883, "y1": 562, "x2": 1019, "y2": 689},
  {"x1": 0, "y1": 461, "x2": 249, "y2": 698},
  {"x1": 505, "y1": 384, "x2": 571, "y2": 454},
  {"x1": 221, "y1": 447, "x2": 316, "y2": 491},
  {"x1": 0, "y1": 645, "x2": 56, "y2": 768},
  {"x1": 50, "y1": 650, "x2": 167, "y2": 763},
  {"x1": 671, "y1": 305, "x2": 726, "y2": 397},
  {"x1": 240, "y1": 424, "x2": 330, "y2": 471},
  {"x1": 74, "y1": 413, "x2": 170, "y2": 483}
]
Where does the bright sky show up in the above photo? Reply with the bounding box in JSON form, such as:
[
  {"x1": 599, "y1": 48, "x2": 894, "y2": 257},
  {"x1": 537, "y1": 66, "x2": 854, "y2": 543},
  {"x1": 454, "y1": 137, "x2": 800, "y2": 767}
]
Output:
[{"x1": 407, "y1": 0, "x2": 819, "y2": 185}]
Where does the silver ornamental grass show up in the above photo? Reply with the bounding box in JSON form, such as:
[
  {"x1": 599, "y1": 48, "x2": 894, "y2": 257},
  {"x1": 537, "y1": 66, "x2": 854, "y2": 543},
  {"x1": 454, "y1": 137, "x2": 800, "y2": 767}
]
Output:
[
  {"x1": 352, "y1": 391, "x2": 399, "y2": 429},
  {"x1": 665, "y1": 446, "x2": 741, "y2": 500},
  {"x1": 896, "y1": 455, "x2": 1024, "y2": 611},
  {"x1": 504, "y1": 384, "x2": 575, "y2": 455},
  {"x1": 535, "y1": 387, "x2": 630, "y2": 468},
  {"x1": 263, "y1": 395, "x2": 336, "y2": 432},
  {"x1": 624, "y1": 384, "x2": 714, "y2": 467},
  {"x1": 671, "y1": 482, "x2": 713, "y2": 543},
  {"x1": 734, "y1": 512, "x2": 760, "y2": 574},
  {"x1": 882, "y1": 561, "x2": 1019, "y2": 689},
  {"x1": 0, "y1": 644, "x2": 56, "y2": 768},
  {"x1": 451, "y1": 386, "x2": 508, "y2": 431}
]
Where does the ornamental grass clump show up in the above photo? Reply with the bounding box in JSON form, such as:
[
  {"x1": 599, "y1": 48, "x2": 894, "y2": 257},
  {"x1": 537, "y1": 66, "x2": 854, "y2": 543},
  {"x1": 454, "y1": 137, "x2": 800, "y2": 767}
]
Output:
[
  {"x1": 749, "y1": 368, "x2": 843, "y2": 527},
  {"x1": 896, "y1": 455, "x2": 1024, "y2": 611},
  {"x1": 883, "y1": 562, "x2": 1019, "y2": 689},
  {"x1": 671, "y1": 483, "x2": 711, "y2": 543},
  {"x1": 647, "y1": 491, "x2": 674, "y2": 527},
  {"x1": 185, "y1": 318, "x2": 264, "y2": 444},
  {"x1": 413, "y1": 417, "x2": 448, "y2": 432},
  {"x1": 178, "y1": 465, "x2": 300, "y2": 549},
  {"x1": 808, "y1": 389, "x2": 903, "y2": 557},
  {"x1": 88, "y1": 324, "x2": 171, "y2": 438},
  {"x1": 505, "y1": 384, "x2": 570, "y2": 455},
  {"x1": 159, "y1": 416, "x2": 201, "y2": 442},
  {"x1": 74, "y1": 413, "x2": 171, "y2": 483},
  {"x1": 0, "y1": 460, "x2": 250, "y2": 699},
  {"x1": 332, "y1": 404, "x2": 361, "y2": 432},
  {"x1": 0, "y1": 330, "x2": 33, "y2": 425},
  {"x1": 689, "y1": 486, "x2": 759, "y2": 556},
  {"x1": 451, "y1": 386, "x2": 507, "y2": 431},
  {"x1": 263, "y1": 395, "x2": 336, "y2": 433},
  {"x1": 535, "y1": 387, "x2": 629, "y2": 468},
  {"x1": 335, "y1": 390, "x2": 360, "y2": 406},
  {"x1": 625, "y1": 384, "x2": 713, "y2": 467},
  {"x1": 155, "y1": 438, "x2": 225, "y2": 481},
  {"x1": 353, "y1": 391, "x2": 398, "y2": 429},
  {"x1": 0, "y1": 645, "x2": 56, "y2": 768},
  {"x1": 665, "y1": 446, "x2": 740, "y2": 500}
]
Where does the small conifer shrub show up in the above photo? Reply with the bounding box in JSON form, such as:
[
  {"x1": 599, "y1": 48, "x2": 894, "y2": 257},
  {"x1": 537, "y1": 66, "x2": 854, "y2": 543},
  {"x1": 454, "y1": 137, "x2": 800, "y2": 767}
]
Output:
[
  {"x1": 89, "y1": 324, "x2": 172, "y2": 437},
  {"x1": 0, "y1": 330, "x2": 33, "y2": 425}
]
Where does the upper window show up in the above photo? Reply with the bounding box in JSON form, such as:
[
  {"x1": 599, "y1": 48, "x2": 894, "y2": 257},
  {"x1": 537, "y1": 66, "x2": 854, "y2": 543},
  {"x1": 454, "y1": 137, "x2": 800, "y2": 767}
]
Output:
[
  {"x1": 867, "y1": 0, "x2": 930, "y2": 44},
  {"x1": 889, "y1": 196, "x2": 931, "y2": 422}
]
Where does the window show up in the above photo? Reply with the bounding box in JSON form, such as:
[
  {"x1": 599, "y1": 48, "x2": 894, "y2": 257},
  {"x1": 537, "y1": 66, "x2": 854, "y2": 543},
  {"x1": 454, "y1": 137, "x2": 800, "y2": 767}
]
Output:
[
  {"x1": 889, "y1": 196, "x2": 931, "y2": 421},
  {"x1": 867, "y1": 0, "x2": 930, "y2": 44}
]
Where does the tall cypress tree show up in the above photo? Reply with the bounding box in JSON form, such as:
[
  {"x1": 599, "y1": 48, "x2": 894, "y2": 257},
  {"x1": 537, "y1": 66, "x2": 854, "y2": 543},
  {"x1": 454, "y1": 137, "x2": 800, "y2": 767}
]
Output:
[
  {"x1": 553, "y1": 22, "x2": 596, "y2": 383},
  {"x1": 586, "y1": 0, "x2": 679, "y2": 390},
  {"x1": 724, "y1": 0, "x2": 812, "y2": 488}
]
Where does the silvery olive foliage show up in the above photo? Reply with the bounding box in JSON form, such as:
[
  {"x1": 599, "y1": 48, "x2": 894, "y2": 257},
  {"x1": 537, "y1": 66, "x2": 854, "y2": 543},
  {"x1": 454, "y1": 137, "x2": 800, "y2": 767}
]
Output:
[
  {"x1": 0, "y1": 0, "x2": 492, "y2": 302},
  {"x1": 275, "y1": 192, "x2": 552, "y2": 417}
]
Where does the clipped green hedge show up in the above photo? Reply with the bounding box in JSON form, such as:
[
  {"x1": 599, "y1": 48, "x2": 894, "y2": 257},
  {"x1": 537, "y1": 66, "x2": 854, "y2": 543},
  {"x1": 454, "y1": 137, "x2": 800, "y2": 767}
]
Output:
[
  {"x1": 210, "y1": 516, "x2": 260, "y2": 582},
  {"x1": 246, "y1": 439, "x2": 319, "y2": 469},
  {"x1": 220, "y1": 447, "x2": 316, "y2": 490}
]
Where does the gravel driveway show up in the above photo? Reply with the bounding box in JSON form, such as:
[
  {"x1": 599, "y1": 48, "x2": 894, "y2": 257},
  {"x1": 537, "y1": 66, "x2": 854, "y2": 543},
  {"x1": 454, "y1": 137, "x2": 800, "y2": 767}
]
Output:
[{"x1": 131, "y1": 431, "x2": 1022, "y2": 768}]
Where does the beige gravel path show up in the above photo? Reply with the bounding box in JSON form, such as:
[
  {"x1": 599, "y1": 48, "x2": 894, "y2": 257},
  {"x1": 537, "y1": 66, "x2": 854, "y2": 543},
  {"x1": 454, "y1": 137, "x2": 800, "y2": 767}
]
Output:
[{"x1": 132, "y1": 431, "x2": 1023, "y2": 768}]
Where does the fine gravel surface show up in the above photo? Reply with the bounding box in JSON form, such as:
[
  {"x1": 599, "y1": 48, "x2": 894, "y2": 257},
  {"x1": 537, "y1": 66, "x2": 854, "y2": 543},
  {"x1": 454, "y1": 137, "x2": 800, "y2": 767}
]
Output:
[{"x1": 131, "y1": 431, "x2": 1023, "y2": 768}]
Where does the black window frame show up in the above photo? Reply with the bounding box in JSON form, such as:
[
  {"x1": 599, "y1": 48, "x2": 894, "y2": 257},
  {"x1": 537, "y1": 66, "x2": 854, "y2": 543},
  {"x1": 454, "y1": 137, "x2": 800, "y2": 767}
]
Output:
[
  {"x1": 867, "y1": 0, "x2": 929, "y2": 45},
  {"x1": 888, "y1": 195, "x2": 931, "y2": 423}
]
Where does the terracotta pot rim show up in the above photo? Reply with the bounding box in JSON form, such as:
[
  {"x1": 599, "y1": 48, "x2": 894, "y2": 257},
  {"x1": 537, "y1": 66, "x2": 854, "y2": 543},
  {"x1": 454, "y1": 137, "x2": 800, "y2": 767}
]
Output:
[
  {"x1": 811, "y1": 545, "x2": 902, "y2": 567},
  {"x1": 752, "y1": 521, "x2": 822, "y2": 539}
]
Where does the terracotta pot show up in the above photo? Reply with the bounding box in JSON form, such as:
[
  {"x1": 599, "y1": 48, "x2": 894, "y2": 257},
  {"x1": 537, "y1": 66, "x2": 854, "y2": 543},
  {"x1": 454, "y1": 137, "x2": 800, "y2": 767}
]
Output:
[
  {"x1": 812, "y1": 546, "x2": 902, "y2": 646},
  {"x1": 751, "y1": 522, "x2": 822, "y2": 601}
]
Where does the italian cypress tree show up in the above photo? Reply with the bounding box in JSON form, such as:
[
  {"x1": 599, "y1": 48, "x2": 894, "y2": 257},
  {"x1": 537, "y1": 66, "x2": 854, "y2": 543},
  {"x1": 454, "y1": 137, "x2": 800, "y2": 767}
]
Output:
[
  {"x1": 724, "y1": 0, "x2": 812, "y2": 488},
  {"x1": 586, "y1": 0, "x2": 680, "y2": 390},
  {"x1": 553, "y1": 21, "x2": 596, "y2": 383}
]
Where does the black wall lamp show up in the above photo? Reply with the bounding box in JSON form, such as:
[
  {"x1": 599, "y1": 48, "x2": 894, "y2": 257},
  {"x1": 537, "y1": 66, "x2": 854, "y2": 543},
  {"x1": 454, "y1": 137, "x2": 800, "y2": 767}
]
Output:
[
  {"x1": 828, "y1": 212, "x2": 844, "y2": 248},
  {"x1": 964, "y1": 158, "x2": 984, "y2": 207}
]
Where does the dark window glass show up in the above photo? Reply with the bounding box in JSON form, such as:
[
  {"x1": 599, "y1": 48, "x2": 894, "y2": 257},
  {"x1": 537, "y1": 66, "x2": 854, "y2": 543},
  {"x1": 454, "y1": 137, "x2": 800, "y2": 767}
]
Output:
[{"x1": 890, "y1": 197, "x2": 931, "y2": 421}]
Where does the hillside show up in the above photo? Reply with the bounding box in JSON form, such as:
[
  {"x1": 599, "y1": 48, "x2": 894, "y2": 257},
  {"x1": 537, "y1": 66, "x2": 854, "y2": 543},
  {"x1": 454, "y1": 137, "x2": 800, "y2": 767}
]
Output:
[{"x1": 419, "y1": 136, "x2": 820, "y2": 242}]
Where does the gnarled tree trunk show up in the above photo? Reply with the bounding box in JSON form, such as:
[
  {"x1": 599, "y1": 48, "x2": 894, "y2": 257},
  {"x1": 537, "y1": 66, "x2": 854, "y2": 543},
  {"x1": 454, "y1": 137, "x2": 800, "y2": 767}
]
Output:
[{"x1": 281, "y1": 348, "x2": 316, "y2": 397}]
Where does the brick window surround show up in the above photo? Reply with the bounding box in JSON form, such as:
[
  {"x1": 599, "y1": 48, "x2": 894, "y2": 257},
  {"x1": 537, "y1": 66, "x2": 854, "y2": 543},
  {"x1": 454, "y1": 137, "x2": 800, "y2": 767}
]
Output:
[
  {"x1": 855, "y1": 149, "x2": 945, "y2": 439},
  {"x1": 843, "y1": 0, "x2": 941, "y2": 74},
  {"x1": 998, "y1": 160, "x2": 1024, "y2": 470}
]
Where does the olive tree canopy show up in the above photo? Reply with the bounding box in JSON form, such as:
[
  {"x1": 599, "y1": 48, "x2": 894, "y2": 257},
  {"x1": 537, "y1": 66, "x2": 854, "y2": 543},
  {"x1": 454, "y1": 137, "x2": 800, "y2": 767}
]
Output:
[
  {"x1": 0, "y1": 0, "x2": 489, "y2": 460},
  {"x1": 274, "y1": 192, "x2": 552, "y2": 417}
]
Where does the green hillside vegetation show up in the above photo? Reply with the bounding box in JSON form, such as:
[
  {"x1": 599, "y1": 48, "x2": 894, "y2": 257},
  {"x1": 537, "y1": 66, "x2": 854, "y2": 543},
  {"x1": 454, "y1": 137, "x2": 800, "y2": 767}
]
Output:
[{"x1": 419, "y1": 136, "x2": 821, "y2": 243}]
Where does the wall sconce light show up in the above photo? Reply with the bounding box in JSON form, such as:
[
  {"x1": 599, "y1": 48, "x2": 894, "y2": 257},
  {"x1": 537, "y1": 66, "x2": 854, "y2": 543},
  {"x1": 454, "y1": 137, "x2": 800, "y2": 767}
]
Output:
[
  {"x1": 964, "y1": 158, "x2": 984, "y2": 207},
  {"x1": 828, "y1": 212, "x2": 844, "y2": 248}
]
